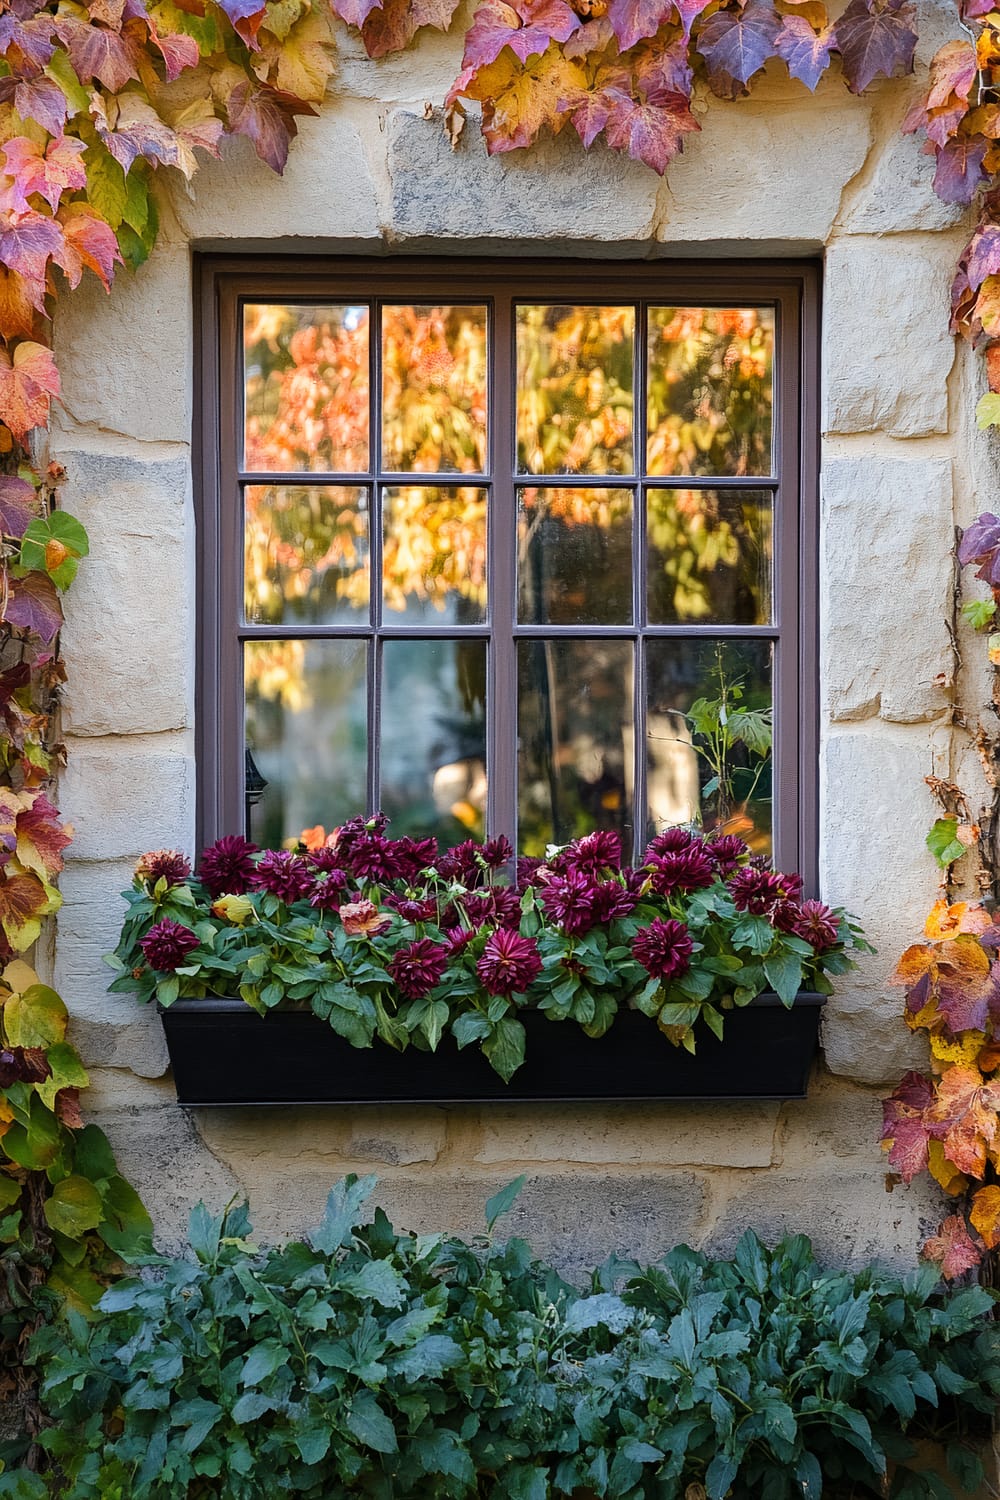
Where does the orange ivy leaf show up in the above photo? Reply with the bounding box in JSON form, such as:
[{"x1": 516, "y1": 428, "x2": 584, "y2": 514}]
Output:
[
  {"x1": 16, "y1": 792, "x2": 72, "y2": 882},
  {"x1": 927, "y1": 1138, "x2": 968, "y2": 1194},
  {"x1": 927, "y1": 1063, "x2": 1000, "y2": 1177},
  {"x1": 55, "y1": 203, "x2": 123, "y2": 292},
  {"x1": 970, "y1": 1183, "x2": 1000, "y2": 1248},
  {"x1": 0, "y1": 341, "x2": 60, "y2": 445},
  {"x1": 922, "y1": 1213, "x2": 983, "y2": 1278},
  {"x1": 453, "y1": 43, "x2": 586, "y2": 153}
]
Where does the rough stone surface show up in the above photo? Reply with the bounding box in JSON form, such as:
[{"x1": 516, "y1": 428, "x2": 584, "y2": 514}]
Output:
[
  {"x1": 52, "y1": 248, "x2": 192, "y2": 445},
  {"x1": 60, "y1": 743, "x2": 195, "y2": 861},
  {"x1": 842, "y1": 126, "x2": 967, "y2": 234},
  {"x1": 167, "y1": 114, "x2": 380, "y2": 244},
  {"x1": 472, "y1": 1101, "x2": 778, "y2": 1167},
  {"x1": 387, "y1": 109, "x2": 658, "y2": 242},
  {"x1": 197, "y1": 1105, "x2": 448, "y2": 1171},
  {"x1": 822, "y1": 456, "x2": 954, "y2": 723},
  {"x1": 824, "y1": 237, "x2": 957, "y2": 435},
  {"x1": 54, "y1": 451, "x2": 192, "y2": 737},
  {"x1": 659, "y1": 95, "x2": 873, "y2": 247}
]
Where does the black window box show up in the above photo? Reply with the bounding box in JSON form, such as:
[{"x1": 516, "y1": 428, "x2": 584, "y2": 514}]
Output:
[{"x1": 160, "y1": 993, "x2": 826, "y2": 1106}]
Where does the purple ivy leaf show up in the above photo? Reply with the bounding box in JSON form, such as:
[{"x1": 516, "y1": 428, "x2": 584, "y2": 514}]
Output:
[
  {"x1": 773, "y1": 13, "x2": 835, "y2": 90},
  {"x1": 834, "y1": 0, "x2": 916, "y2": 94},
  {"x1": 697, "y1": 1, "x2": 781, "y2": 97},
  {"x1": 3, "y1": 571, "x2": 63, "y2": 644},
  {"x1": 0, "y1": 478, "x2": 39, "y2": 541},
  {"x1": 933, "y1": 135, "x2": 988, "y2": 205}
]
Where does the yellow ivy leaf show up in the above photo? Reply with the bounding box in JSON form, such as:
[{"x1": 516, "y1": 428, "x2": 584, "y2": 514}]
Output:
[
  {"x1": 930, "y1": 1029, "x2": 987, "y2": 1067},
  {"x1": 970, "y1": 1183, "x2": 1000, "y2": 1248},
  {"x1": 927, "y1": 1138, "x2": 969, "y2": 1196},
  {"x1": 462, "y1": 45, "x2": 587, "y2": 152}
]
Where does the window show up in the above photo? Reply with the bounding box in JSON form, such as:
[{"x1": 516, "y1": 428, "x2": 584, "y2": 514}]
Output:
[{"x1": 197, "y1": 259, "x2": 818, "y2": 876}]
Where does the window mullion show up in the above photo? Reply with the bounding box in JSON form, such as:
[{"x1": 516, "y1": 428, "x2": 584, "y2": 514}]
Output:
[{"x1": 489, "y1": 295, "x2": 517, "y2": 849}]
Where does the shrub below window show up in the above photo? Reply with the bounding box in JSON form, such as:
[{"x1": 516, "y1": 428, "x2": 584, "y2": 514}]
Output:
[{"x1": 12, "y1": 1177, "x2": 999, "y2": 1500}]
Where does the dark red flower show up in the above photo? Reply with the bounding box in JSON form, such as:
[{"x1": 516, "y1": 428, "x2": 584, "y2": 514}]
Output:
[
  {"x1": 644, "y1": 827, "x2": 700, "y2": 861},
  {"x1": 250, "y1": 850, "x2": 313, "y2": 904},
  {"x1": 704, "y1": 834, "x2": 749, "y2": 877},
  {"x1": 342, "y1": 833, "x2": 400, "y2": 883},
  {"x1": 392, "y1": 836, "x2": 439, "y2": 880},
  {"x1": 140, "y1": 918, "x2": 200, "y2": 972},
  {"x1": 516, "y1": 856, "x2": 544, "y2": 892},
  {"x1": 134, "y1": 849, "x2": 191, "y2": 888},
  {"x1": 444, "y1": 927, "x2": 476, "y2": 955},
  {"x1": 729, "y1": 866, "x2": 785, "y2": 915},
  {"x1": 309, "y1": 868, "x2": 350, "y2": 912},
  {"x1": 476, "y1": 928, "x2": 543, "y2": 996},
  {"x1": 388, "y1": 938, "x2": 450, "y2": 999},
  {"x1": 776, "y1": 870, "x2": 804, "y2": 902},
  {"x1": 792, "y1": 899, "x2": 840, "y2": 953},
  {"x1": 591, "y1": 880, "x2": 638, "y2": 922},
  {"x1": 306, "y1": 846, "x2": 349, "y2": 876},
  {"x1": 645, "y1": 846, "x2": 715, "y2": 895},
  {"x1": 198, "y1": 835, "x2": 259, "y2": 898},
  {"x1": 631, "y1": 917, "x2": 694, "y2": 982},
  {"x1": 554, "y1": 830, "x2": 623, "y2": 875},
  {"x1": 437, "y1": 840, "x2": 488, "y2": 887},
  {"x1": 480, "y1": 835, "x2": 513, "y2": 869},
  {"x1": 334, "y1": 813, "x2": 389, "y2": 855},
  {"x1": 386, "y1": 894, "x2": 438, "y2": 922},
  {"x1": 540, "y1": 871, "x2": 601, "y2": 934}
]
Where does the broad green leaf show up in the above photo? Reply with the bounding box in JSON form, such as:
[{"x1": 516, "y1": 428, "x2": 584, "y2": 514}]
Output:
[
  {"x1": 4, "y1": 983, "x2": 67, "y2": 1047},
  {"x1": 926, "y1": 817, "x2": 966, "y2": 868},
  {"x1": 962, "y1": 597, "x2": 996, "y2": 631},
  {"x1": 763, "y1": 950, "x2": 803, "y2": 1005},
  {"x1": 346, "y1": 1392, "x2": 397, "y2": 1454},
  {"x1": 485, "y1": 1174, "x2": 525, "y2": 1231},
  {"x1": 43, "y1": 1175, "x2": 104, "y2": 1238},
  {"x1": 310, "y1": 1174, "x2": 376, "y2": 1254}
]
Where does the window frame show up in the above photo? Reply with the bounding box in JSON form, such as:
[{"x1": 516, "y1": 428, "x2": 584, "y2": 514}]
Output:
[{"x1": 194, "y1": 254, "x2": 820, "y2": 885}]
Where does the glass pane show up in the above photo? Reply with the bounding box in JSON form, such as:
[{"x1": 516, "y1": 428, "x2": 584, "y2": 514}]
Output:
[
  {"x1": 645, "y1": 638, "x2": 773, "y2": 854},
  {"x1": 646, "y1": 307, "x2": 774, "y2": 477},
  {"x1": 243, "y1": 303, "x2": 370, "y2": 473},
  {"x1": 516, "y1": 305, "x2": 634, "y2": 476},
  {"x1": 382, "y1": 486, "x2": 488, "y2": 624},
  {"x1": 518, "y1": 486, "x2": 632, "y2": 624},
  {"x1": 244, "y1": 485, "x2": 369, "y2": 625},
  {"x1": 381, "y1": 640, "x2": 488, "y2": 844},
  {"x1": 646, "y1": 488, "x2": 772, "y2": 624},
  {"x1": 381, "y1": 305, "x2": 488, "y2": 474},
  {"x1": 244, "y1": 639, "x2": 367, "y2": 847},
  {"x1": 517, "y1": 639, "x2": 633, "y2": 854}
]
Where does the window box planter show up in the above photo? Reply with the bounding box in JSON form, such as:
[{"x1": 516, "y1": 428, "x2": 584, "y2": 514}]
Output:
[{"x1": 160, "y1": 991, "x2": 825, "y2": 1106}]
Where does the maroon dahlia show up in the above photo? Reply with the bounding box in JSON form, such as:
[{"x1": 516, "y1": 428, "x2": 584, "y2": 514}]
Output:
[
  {"x1": 444, "y1": 926, "x2": 476, "y2": 955},
  {"x1": 306, "y1": 846, "x2": 349, "y2": 876},
  {"x1": 480, "y1": 835, "x2": 514, "y2": 870},
  {"x1": 591, "y1": 880, "x2": 639, "y2": 923},
  {"x1": 392, "y1": 836, "x2": 439, "y2": 881},
  {"x1": 644, "y1": 827, "x2": 700, "y2": 861},
  {"x1": 476, "y1": 928, "x2": 543, "y2": 996},
  {"x1": 437, "y1": 840, "x2": 487, "y2": 887},
  {"x1": 197, "y1": 835, "x2": 259, "y2": 898},
  {"x1": 385, "y1": 894, "x2": 438, "y2": 923},
  {"x1": 540, "y1": 871, "x2": 602, "y2": 935},
  {"x1": 645, "y1": 846, "x2": 715, "y2": 896},
  {"x1": 631, "y1": 917, "x2": 694, "y2": 982},
  {"x1": 554, "y1": 830, "x2": 623, "y2": 875},
  {"x1": 728, "y1": 866, "x2": 786, "y2": 915},
  {"x1": 388, "y1": 938, "x2": 450, "y2": 999},
  {"x1": 134, "y1": 849, "x2": 191, "y2": 888},
  {"x1": 461, "y1": 887, "x2": 523, "y2": 930},
  {"x1": 342, "y1": 833, "x2": 400, "y2": 883},
  {"x1": 704, "y1": 834, "x2": 749, "y2": 877},
  {"x1": 140, "y1": 918, "x2": 200, "y2": 972},
  {"x1": 792, "y1": 899, "x2": 840, "y2": 953},
  {"x1": 309, "y1": 868, "x2": 350, "y2": 912},
  {"x1": 516, "y1": 856, "x2": 545, "y2": 892},
  {"x1": 250, "y1": 850, "x2": 313, "y2": 904}
]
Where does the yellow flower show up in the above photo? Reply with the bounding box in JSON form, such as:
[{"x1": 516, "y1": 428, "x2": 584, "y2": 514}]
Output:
[{"x1": 211, "y1": 894, "x2": 254, "y2": 925}]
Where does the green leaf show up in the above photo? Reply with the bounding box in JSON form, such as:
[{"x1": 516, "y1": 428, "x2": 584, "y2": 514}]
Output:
[
  {"x1": 346, "y1": 1393, "x2": 397, "y2": 1454},
  {"x1": 962, "y1": 597, "x2": 996, "y2": 631},
  {"x1": 4, "y1": 984, "x2": 67, "y2": 1048},
  {"x1": 926, "y1": 817, "x2": 966, "y2": 868},
  {"x1": 43, "y1": 1175, "x2": 104, "y2": 1238},
  {"x1": 340, "y1": 1259, "x2": 406, "y2": 1309},
  {"x1": 482, "y1": 1016, "x2": 525, "y2": 1081},
  {"x1": 763, "y1": 950, "x2": 803, "y2": 1005},
  {"x1": 20, "y1": 513, "x2": 89, "y2": 591},
  {"x1": 83, "y1": 142, "x2": 128, "y2": 230},
  {"x1": 706, "y1": 1453, "x2": 738, "y2": 1499},
  {"x1": 977, "y1": 391, "x2": 1000, "y2": 429},
  {"x1": 310, "y1": 1174, "x2": 376, "y2": 1254},
  {"x1": 241, "y1": 1340, "x2": 289, "y2": 1387},
  {"x1": 485, "y1": 1174, "x2": 526, "y2": 1231}
]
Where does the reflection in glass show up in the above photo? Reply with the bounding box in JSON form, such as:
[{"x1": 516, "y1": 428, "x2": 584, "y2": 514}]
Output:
[
  {"x1": 382, "y1": 487, "x2": 488, "y2": 624},
  {"x1": 245, "y1": 638, "x2": 368, "y2": 847},
  {"x1": 647, "y1": 488, "x2": 772, "y2": 624},
  {"x1": 518, "y1": 487, "x2": 632, "y2": 625},
  {"x1": 381, "y1": 305, "x2": 488, "y2": 474},
  {"x1": 645, "y1": 638, "x2": 773, "y2": 853},
  {"x1": 518, "y1": 638, "x2": 633, "y2": 853},
  {"x1": 381, "y1": 640, "x2": 488, "y2": 844},
  {"x1": 243, "y1": 303, "x2": 370, "y2": 473},
  {"x1": 244, "y1": 486, "x2": 369, "y2": 625},
  {"x1": 646, "y1": 307, "x2": 774, "y2": 477},
  {"x1": 516, "y1": 305, "x2": 634, "y2": 476}
]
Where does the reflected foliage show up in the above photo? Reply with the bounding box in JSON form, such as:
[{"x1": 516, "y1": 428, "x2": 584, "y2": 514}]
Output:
[
  {"x1": 244, "y1": 485, "x2": 369, "y2": 624},
  {"x1": 518, "y1": 486, "x2": 632, "y2": 624},
  {"x1": 516, "y1": 304, "x2": 635, "y2": 475},
  {"x1": 383, "y1": 487, "x2": 488, "y2": 622},
  {"x1": 382, "y1": 305, "x2": 488, "y2": 473},
  {"x1": 647, "y1": 488, "x2": 772, "y2": 623}
]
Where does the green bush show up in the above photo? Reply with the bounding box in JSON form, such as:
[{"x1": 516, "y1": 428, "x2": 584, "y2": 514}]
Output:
[{"x1": 7, "y1": 1177, "x2": 998, "y2": 1500}]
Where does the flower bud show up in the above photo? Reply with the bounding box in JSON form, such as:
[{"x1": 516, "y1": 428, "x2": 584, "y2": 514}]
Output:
[{"x1": 211, "y1": 894, "x2": 254, "y2": 925}]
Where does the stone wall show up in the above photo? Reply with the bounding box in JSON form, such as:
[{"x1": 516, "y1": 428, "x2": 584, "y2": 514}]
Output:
[{"x1": 48, "y1": 8, "x2": 983, "y2": 1272}]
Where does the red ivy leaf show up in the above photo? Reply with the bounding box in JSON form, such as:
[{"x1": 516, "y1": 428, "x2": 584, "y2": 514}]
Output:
[
  {"x1": 2, "y1": 136, "x2": 88, "y2": 215},
  {"x1": 773, "y1": 13, "x2": 836, "y2": 89},
  {"x1": 55, "y1": 203, "x2": 123, "y2": 292},
  {"x1": 602, "y1": 87, "x2": 699, "y2": 172},
  {"x1": 54, "y1": 1087, "x2": 84, "y2": 1130},
  {"x1": 932, "y1": 135, "x2": 988, "y2": 205},
  {"x1": 55, "y1": 16, "x2": 142, "y2": 90},
  {"x1": 149, "y1": 23, "x2": 200, "y2": 79},
  {"x1": 214, "y1": 0, "x2": 268, "y2": 48},
  {"x1": 0, "y1": 477, "x2": 39, "y2": 541},
  {"x1": 4, "y1": 570, "x2": 64, "y2": 643},
  {"x1": 606, "y1": 0, "x2": 674, "y2": 51},
  {"x1": 0, "y1": 211, "x2": 64, "y2": 311},
  {"x1": 0, "y1": 76, "x2": 69, "y2": 137},
  {"x1": 966, "y1": 222, "x2": 1000, "y2": 294},
  {"x1": 881, "y1": 1070, "x2": 935, "y2": 1183},
  {"x1": 360, "y1": 0, "x2": 462, "y2": 58},
  {"x1": 834, "y1": 0, "x2": 916, "y2": 94},
  {"x1": 460, "y1": 0, "x2": 580, "y2": 70},
  {"x1": 927, "y1": 1064, "x2": 1000, "y2": 1178},
  {"x1": 697, "y1": 1, "x2": 781, "y2": 97},
  {"x1": 0, "y1": 342, "x2": 60, "y2": 446},
  {"x1": 922, "y1": 1213, "x2": 983, "y2": 1279},
  {"x1": 329, "y1": 0, "x2": 385, "y2": 28},
  {"x1": 958, "y1": 511, "x2": 1000, "y2": 584},
  {"x1": 226, "y1": 79, "x2": 313, "y2": 172},
  {"x1": 0, "y1": 869, "x2": 51, "y2": 950},
  {"x1": 16, "y1": 792, "x2": 72, "y2": 880}
]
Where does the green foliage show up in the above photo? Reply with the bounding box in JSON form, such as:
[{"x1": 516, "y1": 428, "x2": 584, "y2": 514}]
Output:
[
  {"x1": 925, "y1": 818, "x2": 967, "y2": 869},
  {"x1": 15, "y1": 1180, "x2": 999, "y2": 1500},
  {"x1": 960, "y1": 597, "x2": 996, "y2": 630}
]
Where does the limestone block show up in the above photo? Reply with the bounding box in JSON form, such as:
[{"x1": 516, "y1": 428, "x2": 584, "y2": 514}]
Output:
[
  {"x1": 824, "y1": 237, "x2": 956, "y2": 436},
  {"x1": 659, "y1": 95, "x2": 872, "y2": 247},
  {"x1": 471, "y1": 1101, "x2": 778, "y2": 1168},
  {"x1": 54, "y1": 450, "x2": 191, "y2": 737},
  {"x1": 387, "y1": 109, "x2": 658, "y2": 242},
  {"x1": 166, "y1": 113, "x2": 380, "y2": 243},
  {"x1": 705, "y1": 1167, "x2": 942, "y2": 1268},
  {"x1": 777, "y1": 1073, "x2": 899, "y2": 1168},
  {"x1": 336, "y1": 22, "x2": 468, "y2": 104},
  {"x1": 196, "y1": 1104, "x2": 447, "y2": 1170},
  {"x1": 822, "y1": 456, "x2": 953, "y2": 723},
  {"x1": 53, "y1": 247, "x2": 192, "y2": 446},
  {"x1": 59, "y1": 742, "x2": 195, "y2": 860},
  {"x1": 51, "y1": 859, "x2": 169, "y2": 1076},
  {"x1": 843, "y1": 126, "x2": 966, "y2": 234}
]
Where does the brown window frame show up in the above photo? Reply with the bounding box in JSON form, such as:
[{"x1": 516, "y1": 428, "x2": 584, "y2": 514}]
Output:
[{"x1": 195, "y1": 254, "x2": 820, "y2": 883}]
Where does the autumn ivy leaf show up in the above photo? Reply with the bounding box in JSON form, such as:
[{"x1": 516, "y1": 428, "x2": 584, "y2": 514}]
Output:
[
  {"x1": 226, "y1": 77, "x2": 314, "y2": 171},
  {"x1": 455, "y1": 43, "x2": 586, "y2": 153},
  {"x1": 773, "y1": 13, "x2": 835, "y2": 89},
  {"x1": 0, "y1": 75, "x2": 69, "y2": 138},
  {"x1": 0, "y1": 11, "x2": 58, "y2": 73},
  {"x1": 834, "y1": 0, "x2": 916, "y2": 93},
  {"x1": 214, "y1": 0, "x2": 269, "y2": 49},
  {"x1": 16, "y1": 791, "x2": 73, "y2": 880},
  {"x1": 458, "y1": 0, "x2": 580, "y2": 74},
  {"x1": 881, "y1": 1070, "x2": 934, "y2": 1182},
  {"x1": 4, "y1": 568, "x2": 63, "y2": 643},
  {"x1": 5, "y1": 982, "x2": 68, "y2": 1049},
  {"x1": 253, "y1": 7, "x2": 337, "y2": 97},
  {"x1": 0, "y1": 476, "x2": 39, "y2": 541},
  {"x1": 927, "y1": 1064, "x2": 1000, "y2": 1178},
  {"x1": 149, "y1": 20, "x2": 201, "y2": 78},
  {"x1": 606, "y1": 0, "x2": 674, "y2": 52},
  {"x1": 2, "y1": 136, "x2": 88, "y2": 215},
  {"x1": 0, "y1": 211, "x2": 65, "y2": 313},
  {"x1": 329, "y1": 0, "x2": 385, "y2": 29},
  {"x1": 360, "y1": 0, "x2": 462, "y2": 57},
  {"x1": 697, "y1": 1, "x2": 781, "y2": 98},
  {"x1": 0, "y1": 869, "x2": 57, "y2": 951},
  {"x1": 927, "y1": 816, "x2": 966, "y2": 867},
  {"x1": 20, "y1": 512, "x2": 90, "y2": 592},
  {"x1": 55, "y1": 202, "x2": 123, "y2": 292},
  {"x1": 54, "y1": 15, "x2": 142, "y2": 90},
  {"x1": 933, "y1": 134, "x2": 988, "y2": 205},
  {"x1": 0, "y1": 341, "x2": 59, "y2": 447},
  {"x1": 958, "y1": 510, "x2": 1000, "y2": 584},
  {"x1": 976, "y1": 392, "x2": 1000, "y2": 428},
  {"x1": 922, "y1": 1213, "x2": 983, "y2": 1279},
  {"x1": 905, "y1": 39, "x2": 978, "y2": 147},
  {"x1": 968, "y1": 1184, "x2": 1000, "y2": 1249}
]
